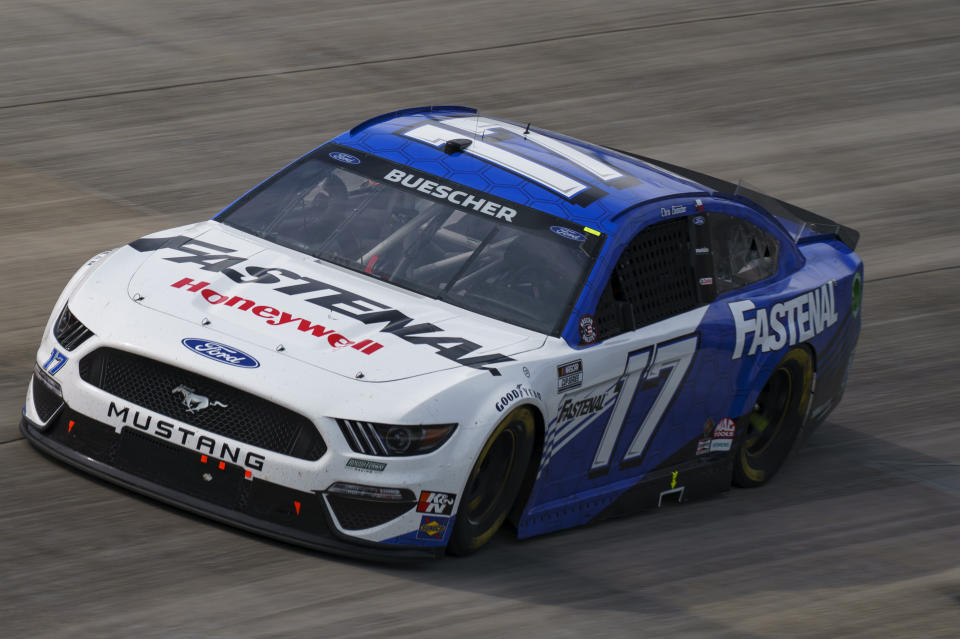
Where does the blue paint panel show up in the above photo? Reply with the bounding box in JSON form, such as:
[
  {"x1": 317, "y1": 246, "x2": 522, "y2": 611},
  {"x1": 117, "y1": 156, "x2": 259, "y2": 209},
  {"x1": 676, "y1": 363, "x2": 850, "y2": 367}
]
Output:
[{"x1": 518, "y1": 234, "x2": 862, "y2": 539}]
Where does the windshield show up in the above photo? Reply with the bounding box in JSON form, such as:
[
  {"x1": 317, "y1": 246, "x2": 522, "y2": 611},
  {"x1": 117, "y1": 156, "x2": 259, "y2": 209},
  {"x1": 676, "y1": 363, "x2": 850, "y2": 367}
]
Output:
[{"x1": 218, "y1": 145, "x2": 604, "y2": 335}]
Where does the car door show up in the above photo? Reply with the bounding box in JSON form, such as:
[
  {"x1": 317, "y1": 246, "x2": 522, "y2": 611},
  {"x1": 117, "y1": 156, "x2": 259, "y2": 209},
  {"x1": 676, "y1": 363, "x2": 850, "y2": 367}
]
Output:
[{"x1": 535, "y1": 214, "x2": 718, "y2": 503}]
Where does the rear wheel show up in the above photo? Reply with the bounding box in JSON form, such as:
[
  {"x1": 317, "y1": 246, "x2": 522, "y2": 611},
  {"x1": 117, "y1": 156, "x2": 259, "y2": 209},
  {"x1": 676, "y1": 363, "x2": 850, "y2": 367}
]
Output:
[
  {"x1": 734, "y1": 347, "x2": 814, "y2": 487},
  {"x1": 447, "y1": 406, "x2": 536, "y2": 556}
]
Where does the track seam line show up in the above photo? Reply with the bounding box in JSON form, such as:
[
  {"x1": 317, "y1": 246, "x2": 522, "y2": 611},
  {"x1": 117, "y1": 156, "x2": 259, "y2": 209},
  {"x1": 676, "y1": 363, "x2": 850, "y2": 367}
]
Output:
[
  {"x1": 0, "y1": 437, "x2": 25, "y2": 446},
  {"x1": 865, "y1": 264, "x2": 960, "y2": 283},
  {"x1": 0, "y1": 0, "x2": 885, "y2": 111}
]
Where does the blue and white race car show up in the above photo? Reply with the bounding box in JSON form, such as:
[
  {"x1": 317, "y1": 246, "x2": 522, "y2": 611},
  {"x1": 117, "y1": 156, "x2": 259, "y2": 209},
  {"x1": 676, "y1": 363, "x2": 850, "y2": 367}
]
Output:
[{"x1": 22, "y1": 106, "x2": 862, "y2": 558}]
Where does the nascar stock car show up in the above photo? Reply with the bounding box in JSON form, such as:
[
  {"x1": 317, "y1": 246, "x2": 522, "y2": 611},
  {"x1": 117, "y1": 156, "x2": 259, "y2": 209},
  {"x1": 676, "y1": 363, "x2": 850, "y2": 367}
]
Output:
[{"x1": 22, "y1": 105, "x2": 862, "y2": 559}]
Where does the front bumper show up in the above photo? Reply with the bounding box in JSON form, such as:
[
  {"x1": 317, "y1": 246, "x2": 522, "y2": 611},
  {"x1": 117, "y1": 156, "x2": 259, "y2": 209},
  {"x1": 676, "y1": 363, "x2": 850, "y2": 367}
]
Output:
[{"x1": 21, "y1": 410, "x2": 440, "y2": 561}]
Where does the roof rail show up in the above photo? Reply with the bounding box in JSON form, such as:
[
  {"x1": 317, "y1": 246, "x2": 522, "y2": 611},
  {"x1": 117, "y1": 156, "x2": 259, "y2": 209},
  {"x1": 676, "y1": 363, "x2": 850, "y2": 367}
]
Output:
[
  {"x1": 349, "y1": 105, "x2": 477, "y2": 136},
  {"x1": 609, "y1": 147, "x2": 859, "y2": 250}
]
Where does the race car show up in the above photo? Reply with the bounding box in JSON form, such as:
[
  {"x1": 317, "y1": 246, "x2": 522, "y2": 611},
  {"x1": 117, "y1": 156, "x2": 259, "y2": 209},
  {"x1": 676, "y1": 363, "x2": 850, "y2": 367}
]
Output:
[{"x1": 21, "y1": 105, "x2": 862, "y2": 559}]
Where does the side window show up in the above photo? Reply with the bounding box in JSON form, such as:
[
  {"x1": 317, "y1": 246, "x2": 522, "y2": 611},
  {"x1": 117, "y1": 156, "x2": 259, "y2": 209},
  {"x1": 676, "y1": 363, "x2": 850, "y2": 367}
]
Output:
[
  {"x1": 595, "y1": 217, "x2": 702, "y2": 340},
  {"x1": 709, "y1": 214, "x2": 779, "y2": 294}
]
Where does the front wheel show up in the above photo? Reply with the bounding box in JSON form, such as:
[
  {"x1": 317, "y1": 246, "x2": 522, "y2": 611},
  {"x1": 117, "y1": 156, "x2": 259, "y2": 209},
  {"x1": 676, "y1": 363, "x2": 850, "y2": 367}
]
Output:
[
  {"x1": 734, "y1": 347, "x2": 814, "y2": 487},
  {"x1": 447, "y1": 406, "x2": 536, "y2": 556}
]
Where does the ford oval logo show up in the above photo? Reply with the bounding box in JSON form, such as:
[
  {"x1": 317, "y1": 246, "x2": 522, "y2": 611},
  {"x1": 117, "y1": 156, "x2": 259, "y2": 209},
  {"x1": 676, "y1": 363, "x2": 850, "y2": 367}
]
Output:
[
  {"x1": 549, "y1": 225, "x2": 586, "y2": 242},
  {"x1": 329, "y1": 151, "x2": 361, "y2": 165},
  {"x1": 181, "y1": 338, "x2": 260, "y2": 368}
]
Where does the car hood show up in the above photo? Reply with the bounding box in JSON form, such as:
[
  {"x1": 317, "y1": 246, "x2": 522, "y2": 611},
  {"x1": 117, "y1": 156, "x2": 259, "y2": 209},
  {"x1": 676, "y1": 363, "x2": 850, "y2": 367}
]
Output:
[{"x1": 117, "y1": 222, "x2": 544, "y2": 382}]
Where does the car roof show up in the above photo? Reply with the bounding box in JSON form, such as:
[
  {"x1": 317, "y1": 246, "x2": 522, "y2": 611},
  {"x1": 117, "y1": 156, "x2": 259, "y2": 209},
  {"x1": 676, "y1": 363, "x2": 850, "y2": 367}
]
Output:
[{"x1": 332, "y1": 106, "x2": 712, "y2": 234}]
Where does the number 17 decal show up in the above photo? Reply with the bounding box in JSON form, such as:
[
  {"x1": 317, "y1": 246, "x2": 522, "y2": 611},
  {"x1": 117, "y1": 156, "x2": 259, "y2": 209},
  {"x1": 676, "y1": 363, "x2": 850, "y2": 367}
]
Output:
[{"x1": 591, "y1": 334, "x2": 698, "y2": 473}]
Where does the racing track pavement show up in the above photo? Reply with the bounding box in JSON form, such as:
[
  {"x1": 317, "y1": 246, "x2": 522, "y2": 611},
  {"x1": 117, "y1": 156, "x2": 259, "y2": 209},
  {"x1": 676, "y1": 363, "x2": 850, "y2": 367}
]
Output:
[{"x1": 1, "y1": 1, "x2": 959, "y2": 637}]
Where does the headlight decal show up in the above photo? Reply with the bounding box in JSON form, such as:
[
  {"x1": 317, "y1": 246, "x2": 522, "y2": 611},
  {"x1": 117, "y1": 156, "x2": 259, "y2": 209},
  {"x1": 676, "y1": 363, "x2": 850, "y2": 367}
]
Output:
[{"x1": 337, "y1": 419, "x2": 456, "y2": 457}]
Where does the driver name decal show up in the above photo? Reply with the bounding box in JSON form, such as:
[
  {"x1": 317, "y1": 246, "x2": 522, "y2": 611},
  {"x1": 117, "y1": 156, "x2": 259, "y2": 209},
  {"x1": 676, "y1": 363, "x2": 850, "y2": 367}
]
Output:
[{"x1": 382, "y1": 169, "x2": 517, "y2": 221}]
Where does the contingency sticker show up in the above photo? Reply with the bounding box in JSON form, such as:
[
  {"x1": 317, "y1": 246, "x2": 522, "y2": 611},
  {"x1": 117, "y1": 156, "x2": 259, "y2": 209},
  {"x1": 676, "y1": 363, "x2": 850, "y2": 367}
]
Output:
[
  {"x1": 417, "y1": 516, "x2": 450, "y2": 540},
  {"x1": 557, "y1": 360, "x2": 583, "y2": 392},
  {"x1": 697, "y1": 417, "x2": 736, "y2": 455}
]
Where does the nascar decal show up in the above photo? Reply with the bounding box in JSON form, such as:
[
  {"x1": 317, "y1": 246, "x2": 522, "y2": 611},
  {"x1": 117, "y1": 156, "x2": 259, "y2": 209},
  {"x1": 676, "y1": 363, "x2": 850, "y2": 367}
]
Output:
[
  {"x1": 172, "y1": 278, "x2": 383, "y2": 354},
  {"x1": 129, "y1": 236, "x2": 512, "y2": 373},
  {"x1": 729, "y1": 281, "x2": 838, "y2": 360},
  {"x1": 105, "y1": 401, "x2": 265, "y2": 471},
  {"x1": 417, "y1": 491, "x2": 455, "y2": 515},
  {"x1": 557, "y1": 360, "x2": 583, "y2": 392}
]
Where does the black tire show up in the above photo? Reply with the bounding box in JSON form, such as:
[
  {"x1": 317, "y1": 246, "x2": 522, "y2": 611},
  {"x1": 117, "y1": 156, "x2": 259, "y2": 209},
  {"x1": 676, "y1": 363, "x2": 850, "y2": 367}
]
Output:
[
  {"x1": 447, "y1": 406, "x2": 536, "y2": 556},
  {"x1": 733, "y1": 347, "x2": 814, "y2": 487}
]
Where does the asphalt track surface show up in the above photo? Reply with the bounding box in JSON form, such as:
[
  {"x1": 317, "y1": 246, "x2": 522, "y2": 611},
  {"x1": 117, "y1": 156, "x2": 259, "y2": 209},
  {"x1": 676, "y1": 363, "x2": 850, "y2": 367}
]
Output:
[{"x1": 2, "y1": 1, "x2": 959, "y2": 637}]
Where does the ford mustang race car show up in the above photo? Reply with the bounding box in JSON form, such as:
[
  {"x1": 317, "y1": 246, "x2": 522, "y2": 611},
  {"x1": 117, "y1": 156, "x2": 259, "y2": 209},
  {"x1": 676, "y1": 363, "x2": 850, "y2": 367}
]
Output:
[{"x1": 21, "y1": 106, "x2": 862, "y2": 559}]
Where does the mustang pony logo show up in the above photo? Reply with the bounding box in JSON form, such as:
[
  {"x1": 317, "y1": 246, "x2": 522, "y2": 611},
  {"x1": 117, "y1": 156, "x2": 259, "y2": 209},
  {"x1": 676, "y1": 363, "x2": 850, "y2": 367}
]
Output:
[{"x1": 172, "y1": 385, "x2": 228, "y2": 414}]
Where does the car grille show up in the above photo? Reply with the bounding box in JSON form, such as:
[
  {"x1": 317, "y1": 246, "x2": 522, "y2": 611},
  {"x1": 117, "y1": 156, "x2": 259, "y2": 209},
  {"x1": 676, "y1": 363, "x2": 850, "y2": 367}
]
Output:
[
  {"x1": 32, "y1": 372, "x2": 64, "y2": 422},
  {"x1": 79, "y1": 348, "x2": 326, "y2": 461},
  {"x1": 326, "y1": 494, "x2": 416, "y2": 530},
  {"x1": 35, "y1": 413, "x2": 331, "y2": 538},
  {"x1": 54, "y1": 305, "x2": 95, "y2": 351}
]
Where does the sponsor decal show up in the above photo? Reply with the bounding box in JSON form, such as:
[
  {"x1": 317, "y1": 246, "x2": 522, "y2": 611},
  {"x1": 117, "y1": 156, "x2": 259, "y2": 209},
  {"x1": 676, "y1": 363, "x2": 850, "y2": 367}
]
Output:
[
  {"x1": 693, "y1": 215, "x2": 705, "y2": 226},
  {"x1": 698, "y1": 277, "x2": 713, "y2": 286},
  {"x1": 550, "y1": 225, "x2": 586, "y2": 242},
  {"x1": 495, "y1": 383, "x2": 543, "y2": 412},
  {"x1": 129, "y1": 236, "x2": 513, "y2": 374},
  {"x1": 383, "y1": 168, "x2": 517, "y2": 222},
  {"x1": 696, "y1": 417, "x2": 736, "y2": 455},
  {"x1": 105, "y1": 401, "x2": 265, "y2": 471},
  {"x1": 579, "y1": 315, "x2": 597, "y2": 345},
  {"x1": 695, "y1": 247, "x2": 710, "y2": 255},
  {"x1": 729, "y1": 281, "x2": 838, "y2": 359},
  {"x1": 417, "y1": 490, "x2": 456, "y2": 515},
  {"x1": 714, "y1": 417, "x2": 736, "y2": 439},
  {"x1": 346, "y1": 458, "x2": 387, "y2": 473},
  {"x1": 181, "y1": 338, "x2": 261, "y2": 368},
  {"x1": 695, "y1": 199, "x2": 705, "y2": 212},
  {"x1": 171, "y1": 385, "x2": 228, "y2": 414},
  {"x1": 660, "y1": 204, "x2": 687, "y2": 217},
  {"x1": 696, "y1": 438, "x2": 712, "y2": 455},
  {"x1": 522, "y1": 366, "x2": 531, "y2": 378},
  {"x1": 556, "y1": 359, "x2": 583, "y2": 392},
  {"x1": 329, "y1": 151, "x2": 360, "y2": 164},
  {"x1": 175, "y1": 282, "x2": 383, "y2": 355},
  {"x1": 557, "y1": 392, "x2": 606, "y2": 422},
  {"x1": 417, "y1": 515, "x2": 449, "y2": 540}
]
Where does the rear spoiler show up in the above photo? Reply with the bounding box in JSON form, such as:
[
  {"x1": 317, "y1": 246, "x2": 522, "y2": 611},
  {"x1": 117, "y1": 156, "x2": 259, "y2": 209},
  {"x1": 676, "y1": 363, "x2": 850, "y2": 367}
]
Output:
[{"x1": 612, "y1": 149, "x2": 860, "y2": 251}]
